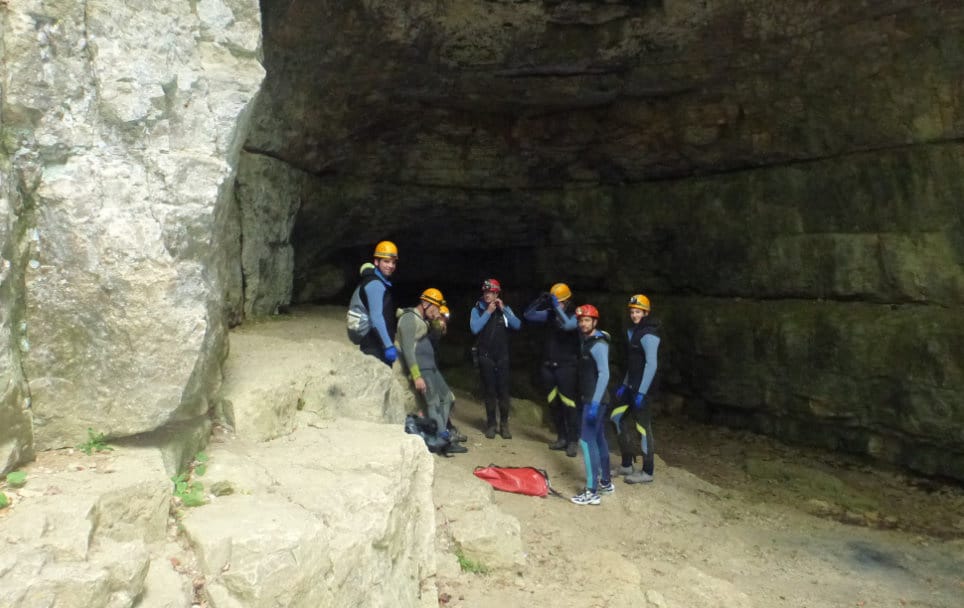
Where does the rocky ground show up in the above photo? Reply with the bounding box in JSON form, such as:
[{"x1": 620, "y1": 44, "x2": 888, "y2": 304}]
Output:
[
  {"x1": 3, "y1": 307, "x2": 962, "y2": 608},
  {"x1": 433, "y1": 390, "x2": 964, "y2": 608}
]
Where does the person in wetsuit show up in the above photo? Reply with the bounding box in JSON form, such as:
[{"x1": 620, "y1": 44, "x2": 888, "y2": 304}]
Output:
[
  {"x1": 610, "y1": 294, "x2": 661, "y2": 483},
  {"x1": 357, "y1": 241, "x2": 399, "y2": 365},
  {"x1": 570, "y1": 304, "x2": 614, "y2": 506},
  {"x1": 524, "y1": 283, "x2": 580, "y2": 457},
  {"x1": 470, "y1": 278, "x2": 522, "y2": 439}
]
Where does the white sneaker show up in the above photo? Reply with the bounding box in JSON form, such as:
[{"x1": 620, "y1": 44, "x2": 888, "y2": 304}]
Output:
[
  {"x1": 570, "y1": 489, "x2": 601, "y2": 505},
  {"x1": 598, "y1": 480, "x2": 616, "y2": 495}
]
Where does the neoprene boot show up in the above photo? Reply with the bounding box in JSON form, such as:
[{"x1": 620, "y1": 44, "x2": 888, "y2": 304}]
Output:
[
  {"x1": 499, "y1": 422, "x2": 512, "y2": 439},
  {"x1": 548, "y1": 438, "x2": 567, "y2": 450}
]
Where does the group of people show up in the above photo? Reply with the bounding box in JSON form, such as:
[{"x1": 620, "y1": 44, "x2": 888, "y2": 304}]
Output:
[{"x1": 351, "y1": 241, "x2": 661, "y2": 506}]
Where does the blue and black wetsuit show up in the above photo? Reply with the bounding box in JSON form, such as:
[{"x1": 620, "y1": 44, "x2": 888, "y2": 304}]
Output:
[
  {"x1": 358, "y1": 266, "x2": 395, "y2": 364},
  {"x1": 578, "y1": 330, "x2": 611, "y2": 492},
  {"x1": 610, "y1": 317, "x2": 660, "y2": 475},
  {"x1": 524, "y1": 296, "x2": 580, "y2": 447},
  {"x1": 470, "y1": 301, "x2": 522, "y2": 431}
]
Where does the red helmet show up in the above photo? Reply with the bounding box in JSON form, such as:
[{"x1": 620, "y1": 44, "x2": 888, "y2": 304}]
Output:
[
  {"x1": 575, "y1": 304, "x2": 599, "y2": 319},
  {"x1": 482, "y1": 278, "x2": 502, "y2": 293}
]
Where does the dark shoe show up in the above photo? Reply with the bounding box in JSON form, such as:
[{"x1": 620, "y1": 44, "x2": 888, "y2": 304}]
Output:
[
  {"x1": 449, "y1": 426, "x2": 468, "y2": 443},
  {"x1": 565, "y1": 442, "x2": 578, "y2": 458},
  {"x1": 499, "y1": 423, "x2": 512, "y2": 440},
  {"x1": 485, "y1": 426, "x2": 497, "y2": 439},
  {"x1": 446, "y1": 442, "x2": 468, "y2": 454},
  {"x1": 548, "y1": 438, "x2": 567, "y2": 450}
]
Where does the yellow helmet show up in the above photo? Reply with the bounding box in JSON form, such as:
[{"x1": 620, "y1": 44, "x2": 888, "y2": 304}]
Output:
[
  {"x1": 549, "y1": 283, "x2": 572, "y2": 302},
  {"x1": 439, "y1": 305, "x2": 451, "y2": 320},
  {"x1": 628, "y1": 294, "x2": 651, "y2": 312},
  {"x1": 373, "y1": 240, "x2": 398, "y2": 260},
  {"x1": 420, "y1": 288, "x2": 445, "y2": 307}
]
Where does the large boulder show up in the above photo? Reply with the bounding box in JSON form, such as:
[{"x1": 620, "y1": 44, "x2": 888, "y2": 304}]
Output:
[{"x1": 0, "y1": 0, "x2": 265, "y2": 458}]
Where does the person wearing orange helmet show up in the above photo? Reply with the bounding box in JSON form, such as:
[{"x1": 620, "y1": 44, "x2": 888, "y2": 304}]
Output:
[
  {"x1": 610, "y1": 294, "x2": 661, "y2": 483},
  {"x1": 524, "y1": 282, "x2": 580, "y2": 457},
  {"x1": 570, "y1": 304, "x2": 614, "y2": 505},
  {"x1": 395, "y1": 288, "x2": 467, "y2": 454},
  {"x1": 357, "y1": 241, "x2": 400, "y2": 365},
  {"x1": 470, "y1": 278, "x2": 522, "y2": 439}
]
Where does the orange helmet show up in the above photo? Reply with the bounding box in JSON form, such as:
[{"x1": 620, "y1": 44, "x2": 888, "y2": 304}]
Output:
[
  {"x1": 420, "y1": 288, "x2": 445, "y2": 307},
  {"x1": 628, "y1": 294, "x2": 651, "y2": 312},
  {"x1": 575, "y1": 304, "x2": 599, "y2": 319},
  {"x1": 373, "y1": 240, "x2": 398, "y2": 260},
  {"x1": 549, "y1": 283, "x2": 572, "y2": 302}
]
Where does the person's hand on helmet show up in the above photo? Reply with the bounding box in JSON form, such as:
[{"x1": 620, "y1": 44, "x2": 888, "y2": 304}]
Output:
[
  {"x1": 586, "y1": 401, "x2": 601, "y2": 424},
  {"x1": 383, "y1": 345, "x2": 398, "y2": 364},
  {"x1": 633, "y1": 393, "x2": 646, "y2": 410}
]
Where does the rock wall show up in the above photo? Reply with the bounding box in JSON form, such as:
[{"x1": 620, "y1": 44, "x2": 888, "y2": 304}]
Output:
[
  {"x1": 238, "y1": 0, "x2": 964, "y2": 477},
  {"x1": 0, "y1": 0, "x2": 265, "y2": 464}
]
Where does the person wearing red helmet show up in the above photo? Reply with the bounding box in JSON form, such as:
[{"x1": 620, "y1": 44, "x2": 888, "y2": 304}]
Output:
[
  {"x1": 524, "y1": 282, "x2": 580, "y2": 457},
  {"x1": 570, "y1": 304, "x2": 614, "y2": 506},
  {"x1": 396, "y1": 288, "x2": 467, "y2": 454},
  {"x1": 470, "y1": 278, "x2": 522, "y2": 439},
  {"x1": 610, "y1": 294, "x2": 661, "y2": 483}
]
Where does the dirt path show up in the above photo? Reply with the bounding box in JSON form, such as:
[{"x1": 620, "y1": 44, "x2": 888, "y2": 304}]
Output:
[{"x1": 434, "y1": 390, "x2": 964, "y2": 608}]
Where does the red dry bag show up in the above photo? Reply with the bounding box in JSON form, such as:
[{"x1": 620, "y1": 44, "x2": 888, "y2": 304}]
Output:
[{"x1": 472, "y1": 465, "x2": 561, "y2": 498}]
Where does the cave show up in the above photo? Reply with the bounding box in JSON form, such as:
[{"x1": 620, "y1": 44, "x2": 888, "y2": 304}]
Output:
[
  {"x1": 0, "y1": 0, "x2": 961, "y2": 482},
  {"x1": 230, "y1": 0, "x2": 964, "y2": 479}
]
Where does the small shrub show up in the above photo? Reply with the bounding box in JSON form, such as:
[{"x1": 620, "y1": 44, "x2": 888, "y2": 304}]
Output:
[
  {"x1": 172, "y1": 472, "x2": 206, "y2": 507},
  {"x1": 455, "y1": 548, "x2": 489, "y2": 575},
  {"x1": 78, "y1": 428, "x2": 114, "y2": 456},
  {"x1": 5, "y1": 471, "x2": 27, "y2": 488},
  {"x1": 0, "y1": 492, "x2": 8, "y2": 509}
]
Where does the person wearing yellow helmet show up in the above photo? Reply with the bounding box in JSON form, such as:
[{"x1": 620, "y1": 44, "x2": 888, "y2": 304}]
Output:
[
  {"x1": 470, "y1": 278, "x2": 522, "y2": 439},
  {"x1": 570, "y1": 304, "x2": 614, "y2": 505},
  {"x1": 395, "y1": 288, "x2": 467, "y2": 454},
  {"x1": 524, "y1": 282, "x2": 580, "y2": 457},
  {"x1": 355, "y1": 241, "x2": 400, "y2": 365},
  {"x1": 610, "y1": 294, "x2": 660, "y2": 484}
]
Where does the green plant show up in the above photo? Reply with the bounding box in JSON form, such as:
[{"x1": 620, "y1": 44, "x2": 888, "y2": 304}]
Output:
[
  {"x1": 77, "y1": 428, "x2": 114, "y2": 456},
  {"x1": 455, "y1": 548, "x2": 489, "y2": 575},
  {"x1": 0, "y1": 492, "x2": 7, "y2": 509},
  {"x1": 171, "y1": 452, "x2": 210, "y2": 508},
  {"x1": 5, "y1": 471, "x2": 26, "y2": 488},
  {"x1": 172, "y1": 472, "x2": 206, "y2": 507}
]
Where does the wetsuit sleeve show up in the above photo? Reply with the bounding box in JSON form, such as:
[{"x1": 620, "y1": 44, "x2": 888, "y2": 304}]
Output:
[
  {"x1": 590, "y1": 340, "x2": 610, "y2": 404},
  {"x1": 554, "y1": 306, "x2": 577, "y2": 331},
  {"x1": 524, "y1": 297, "x2": 549, "y2": 323},
  {"x1": 470, "y1": 305, "x2": 489, "y2": 334},
  {"x1": 363, "y1": 280, "x2": 391, "y2": 348},
  {"x1": 638, "y1": 334, "x2": 661, "y2": 395},
  {"x1": 502, "y1": 306, "x2": 522, "y2": 330},
  {"x1": 396, "y1": 312, "x2": 422, "y2": 380}
]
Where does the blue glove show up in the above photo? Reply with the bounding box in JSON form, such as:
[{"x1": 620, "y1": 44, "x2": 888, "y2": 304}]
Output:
[
  {"x1": 383, "y1": 345, "x2": 398, "y2": 364},
  {"x1": 586, "y1": 401, "x2": 601, "y2": 424},
  {"x1": 549, "y1": 294, "x2": 560, "y2": 309},
  {"x1": 614, "y1": 384, "x2": 630, "y2": 402},
  {"x1": 633, "y1": 392, "x2": 646, "y2": 410}
]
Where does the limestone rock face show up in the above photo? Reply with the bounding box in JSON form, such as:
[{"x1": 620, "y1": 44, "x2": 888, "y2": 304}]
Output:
[
  {"x1": 184, "y1": 421, "x2": 437, "y2": 608},
  {"x1": 0, "y1": 0, "x2": 265, "y2": 456}
]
